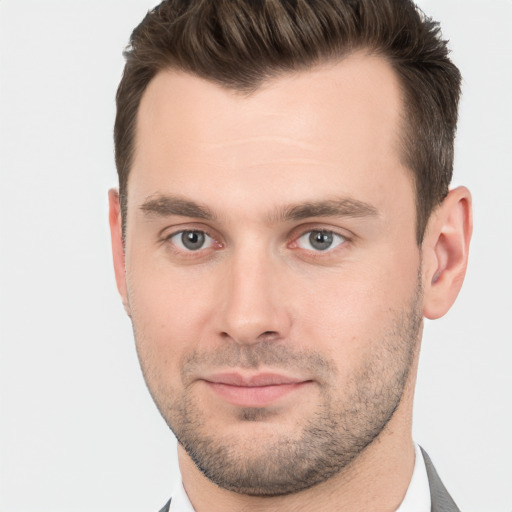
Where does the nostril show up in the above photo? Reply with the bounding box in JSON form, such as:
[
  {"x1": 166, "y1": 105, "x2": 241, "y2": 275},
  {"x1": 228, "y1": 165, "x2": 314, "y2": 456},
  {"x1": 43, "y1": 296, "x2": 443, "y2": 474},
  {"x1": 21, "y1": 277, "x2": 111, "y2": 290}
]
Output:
[
  {"x1": 219, "y1": 329, "x2": 281, "y2": 345},
  {"x1": 259, "y1": 331, "x2": 279, "y2": 341}
]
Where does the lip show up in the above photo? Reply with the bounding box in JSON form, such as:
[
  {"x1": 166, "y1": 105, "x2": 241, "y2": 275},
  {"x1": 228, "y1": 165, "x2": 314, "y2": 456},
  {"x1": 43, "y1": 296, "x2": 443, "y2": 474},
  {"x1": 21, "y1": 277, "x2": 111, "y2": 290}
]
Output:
[{"x1": 202, "y1": 372, "x2": 311, "y2": 407}]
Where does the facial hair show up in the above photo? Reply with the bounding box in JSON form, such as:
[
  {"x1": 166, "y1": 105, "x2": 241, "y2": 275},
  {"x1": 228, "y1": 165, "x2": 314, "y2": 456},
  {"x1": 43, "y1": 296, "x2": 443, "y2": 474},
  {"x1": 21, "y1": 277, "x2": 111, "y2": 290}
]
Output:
[{"x1": 134, "y1": 277, "x2": 423, "y2": 497}]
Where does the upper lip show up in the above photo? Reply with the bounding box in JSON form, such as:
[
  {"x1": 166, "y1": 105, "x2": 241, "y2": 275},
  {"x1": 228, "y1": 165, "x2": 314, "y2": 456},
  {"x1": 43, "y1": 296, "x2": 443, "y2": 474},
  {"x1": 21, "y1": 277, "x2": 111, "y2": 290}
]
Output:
[{"x1": 203, "y1": 372, "x2": 309, "y2": 387}]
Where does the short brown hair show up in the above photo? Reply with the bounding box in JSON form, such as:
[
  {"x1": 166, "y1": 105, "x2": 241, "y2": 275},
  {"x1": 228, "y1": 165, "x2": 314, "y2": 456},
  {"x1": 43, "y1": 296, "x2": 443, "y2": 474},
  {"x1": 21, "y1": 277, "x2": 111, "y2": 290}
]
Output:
[{"x1": 114, "y1": 0, "x2": 461, "y2": 244}]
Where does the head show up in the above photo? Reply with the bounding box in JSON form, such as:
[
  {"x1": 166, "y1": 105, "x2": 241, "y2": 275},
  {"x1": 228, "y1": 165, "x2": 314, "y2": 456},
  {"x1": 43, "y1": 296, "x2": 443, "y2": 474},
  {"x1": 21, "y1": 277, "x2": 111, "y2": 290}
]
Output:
[{"x1": 109, "y1": 0, "x2": 472, "y2": 501}]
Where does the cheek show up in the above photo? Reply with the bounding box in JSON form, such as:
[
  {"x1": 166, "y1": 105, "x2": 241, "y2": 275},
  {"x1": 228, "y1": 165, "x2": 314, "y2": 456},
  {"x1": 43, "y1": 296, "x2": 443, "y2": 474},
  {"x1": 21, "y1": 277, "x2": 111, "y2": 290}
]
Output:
[
  {"x1": 295, "y1": 277, "x2": 379, "y2": 364},
  {"x1": 126, "y1": 261, "x2": 218, "y2": 367},
  {"x1": 293, "y1": 253, "x2": 420, "y2": 363}
]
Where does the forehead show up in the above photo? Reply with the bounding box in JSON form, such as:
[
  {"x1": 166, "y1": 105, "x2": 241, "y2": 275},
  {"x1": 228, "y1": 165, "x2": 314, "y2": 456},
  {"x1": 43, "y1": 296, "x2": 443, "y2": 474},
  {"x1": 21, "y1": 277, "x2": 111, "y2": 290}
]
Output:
[{"x1": 129, "y1": 52, "x2": 410, "y2": 214}]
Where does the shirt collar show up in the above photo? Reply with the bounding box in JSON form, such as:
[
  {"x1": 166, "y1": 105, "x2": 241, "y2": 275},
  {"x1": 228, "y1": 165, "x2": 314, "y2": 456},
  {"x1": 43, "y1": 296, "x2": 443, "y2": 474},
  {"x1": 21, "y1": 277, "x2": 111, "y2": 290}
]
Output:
[{"x1": 395, "y1": 443, "x2": 431, "y2": 512}]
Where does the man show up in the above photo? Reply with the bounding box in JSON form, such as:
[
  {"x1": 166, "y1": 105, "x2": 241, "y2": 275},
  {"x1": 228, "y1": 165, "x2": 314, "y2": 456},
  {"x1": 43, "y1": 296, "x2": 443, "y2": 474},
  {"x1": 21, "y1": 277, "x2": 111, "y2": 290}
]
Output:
[{"x1": 108, "y1": 0, "x2": 472, "y2": 510}]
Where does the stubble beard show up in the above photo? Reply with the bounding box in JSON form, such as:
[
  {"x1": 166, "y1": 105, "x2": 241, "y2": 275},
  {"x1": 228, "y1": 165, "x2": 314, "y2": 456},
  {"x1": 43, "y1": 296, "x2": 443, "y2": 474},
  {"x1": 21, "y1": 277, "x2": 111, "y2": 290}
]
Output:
[{"x1": 134, "y1": 279, "x2": 423, "y2": 497}]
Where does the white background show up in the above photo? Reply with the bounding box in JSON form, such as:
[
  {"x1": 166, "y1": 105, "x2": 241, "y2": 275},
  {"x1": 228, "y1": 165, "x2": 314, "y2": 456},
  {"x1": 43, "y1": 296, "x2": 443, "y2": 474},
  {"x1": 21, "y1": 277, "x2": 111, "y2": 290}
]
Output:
[{"x1": 0, "y1": 1, "x2": 511, "y2": 511}]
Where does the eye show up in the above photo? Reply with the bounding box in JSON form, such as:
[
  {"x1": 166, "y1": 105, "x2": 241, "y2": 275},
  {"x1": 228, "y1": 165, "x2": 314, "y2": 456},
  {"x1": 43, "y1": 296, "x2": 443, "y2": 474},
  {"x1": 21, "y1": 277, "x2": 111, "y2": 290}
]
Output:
[
  {"x1": 296, "y1": 230, "x2": 345, "y2": 252},
  {"x1": 168, "y1": 230, "x2": 214, "y2": 251}
]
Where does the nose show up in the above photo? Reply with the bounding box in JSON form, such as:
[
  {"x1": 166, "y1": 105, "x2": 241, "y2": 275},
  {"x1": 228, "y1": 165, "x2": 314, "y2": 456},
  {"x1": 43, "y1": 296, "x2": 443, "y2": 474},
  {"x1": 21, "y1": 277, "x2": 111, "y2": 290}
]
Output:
[{"x1": 216, "y1": 249, "x2": 292, "y2": 345}]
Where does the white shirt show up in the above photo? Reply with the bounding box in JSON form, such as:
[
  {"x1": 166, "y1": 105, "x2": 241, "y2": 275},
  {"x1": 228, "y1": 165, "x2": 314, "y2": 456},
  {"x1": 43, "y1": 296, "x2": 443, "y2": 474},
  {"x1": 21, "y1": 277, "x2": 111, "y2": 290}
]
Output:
[{"x1": 169, "y1": 443, "x2": 431, "y2": 512}]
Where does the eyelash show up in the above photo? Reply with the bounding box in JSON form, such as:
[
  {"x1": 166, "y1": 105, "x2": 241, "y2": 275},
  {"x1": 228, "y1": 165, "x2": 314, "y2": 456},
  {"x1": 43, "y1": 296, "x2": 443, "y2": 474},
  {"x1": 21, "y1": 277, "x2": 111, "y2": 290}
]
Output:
[
  {"x1": 161, "y1": 225, "x2": 351, "y2": 258},
  {"x1": 290, "y1": 229, "x2": 347, "y2": 253},
  {"x1": 161, "y1": 227, "x2": 222, "y2": 256}
]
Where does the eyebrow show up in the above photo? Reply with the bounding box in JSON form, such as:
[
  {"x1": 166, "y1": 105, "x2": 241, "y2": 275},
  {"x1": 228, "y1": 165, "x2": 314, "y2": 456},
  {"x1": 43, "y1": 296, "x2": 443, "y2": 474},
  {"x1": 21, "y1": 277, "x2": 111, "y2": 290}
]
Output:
[
  {"x1": 140, "y1": 195, "x2": 215, "y2": 220},
  {"x1": 139, "y1": 194, "x2": 378, "y2": 223},
  {"x1": 277, "y1": 198, "x2": 379, "y2": 222}
]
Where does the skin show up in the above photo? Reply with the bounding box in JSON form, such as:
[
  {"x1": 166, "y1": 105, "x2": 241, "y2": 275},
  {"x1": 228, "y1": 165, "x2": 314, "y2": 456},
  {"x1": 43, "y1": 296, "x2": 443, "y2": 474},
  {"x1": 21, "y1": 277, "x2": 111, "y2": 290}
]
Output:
[{"x1": 109, "y1": 52, "x2": 472, "y2": 511}]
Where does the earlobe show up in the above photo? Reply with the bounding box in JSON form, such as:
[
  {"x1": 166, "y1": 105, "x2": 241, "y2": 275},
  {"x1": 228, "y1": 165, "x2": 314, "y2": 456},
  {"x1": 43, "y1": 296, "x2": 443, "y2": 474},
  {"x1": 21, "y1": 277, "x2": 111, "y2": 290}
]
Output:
[
  {"x1": 422, "y1": 186, "x2": 473, "y2": 320},
  {"x1": 108, "y1": 189, "x2": 131, "y2": 317}
]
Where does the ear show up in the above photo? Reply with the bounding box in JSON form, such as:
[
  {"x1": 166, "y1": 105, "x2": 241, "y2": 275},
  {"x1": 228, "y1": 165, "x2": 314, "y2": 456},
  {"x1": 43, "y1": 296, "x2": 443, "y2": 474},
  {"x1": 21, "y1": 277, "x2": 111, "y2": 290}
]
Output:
[
  {"x1": 108, "y1": 189, "x2": 131, "y2": 317},
  {"x1": 421, "y1": 186, "x2": 473, "y2": 319}
]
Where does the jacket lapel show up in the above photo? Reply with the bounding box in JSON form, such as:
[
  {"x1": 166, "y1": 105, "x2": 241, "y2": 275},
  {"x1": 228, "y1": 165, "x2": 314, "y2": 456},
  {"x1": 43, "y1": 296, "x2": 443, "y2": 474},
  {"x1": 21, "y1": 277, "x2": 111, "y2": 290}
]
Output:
[
  {"x1": 158, "y1": 498, "x2": 171, "y2": 512},
  {"x1": 421, "y1": 447, "x2": 460, "y2": 512}
]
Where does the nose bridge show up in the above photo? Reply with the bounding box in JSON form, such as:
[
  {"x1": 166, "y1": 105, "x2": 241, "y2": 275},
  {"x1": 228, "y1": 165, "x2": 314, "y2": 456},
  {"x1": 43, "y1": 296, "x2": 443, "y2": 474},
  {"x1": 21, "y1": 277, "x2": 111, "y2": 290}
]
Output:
[{"x1": 218, "y1": 242, "x2": 290, "y2": 344}]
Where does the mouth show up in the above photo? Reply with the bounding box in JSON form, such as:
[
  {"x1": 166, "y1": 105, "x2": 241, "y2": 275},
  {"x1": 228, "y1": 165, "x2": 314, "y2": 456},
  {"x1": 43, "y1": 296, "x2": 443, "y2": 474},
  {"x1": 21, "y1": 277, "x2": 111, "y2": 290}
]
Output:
[{"x1": 202, "y1": 372, "x2": 312, "y2": 407}]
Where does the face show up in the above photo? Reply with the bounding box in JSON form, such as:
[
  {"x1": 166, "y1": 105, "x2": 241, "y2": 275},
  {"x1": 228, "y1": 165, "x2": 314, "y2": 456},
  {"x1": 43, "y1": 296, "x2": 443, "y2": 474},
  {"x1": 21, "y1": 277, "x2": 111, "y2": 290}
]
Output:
[{"x1": 117, "y1": 53, "x2": 424, "y2": 496}]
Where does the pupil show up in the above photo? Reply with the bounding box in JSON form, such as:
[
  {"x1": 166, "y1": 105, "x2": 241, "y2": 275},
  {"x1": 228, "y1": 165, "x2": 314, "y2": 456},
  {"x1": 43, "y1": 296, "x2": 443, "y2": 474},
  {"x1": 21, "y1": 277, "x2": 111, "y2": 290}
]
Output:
[
  {"x1": 182, "y1": 231, "x2": 205, "y2": 250},
  {"x1": 309, "y1": 231, "x2": 333, "y2": 250}
]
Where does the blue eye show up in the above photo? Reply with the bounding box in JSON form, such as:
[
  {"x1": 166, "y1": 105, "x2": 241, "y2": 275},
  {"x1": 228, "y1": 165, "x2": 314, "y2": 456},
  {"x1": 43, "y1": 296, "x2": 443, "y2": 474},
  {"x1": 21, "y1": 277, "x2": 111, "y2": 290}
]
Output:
[
  {"x1": 168, "y1": 230, "x2": 214, "y2": 251},
  {"x1": 296, "y1": 230, "x2": 345, "y2": 251}
]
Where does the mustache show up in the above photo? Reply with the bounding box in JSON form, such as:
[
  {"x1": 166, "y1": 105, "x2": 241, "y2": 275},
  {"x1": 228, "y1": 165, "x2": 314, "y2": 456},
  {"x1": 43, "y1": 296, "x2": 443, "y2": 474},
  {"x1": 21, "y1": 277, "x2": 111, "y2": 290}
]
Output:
[{"x1": 180, "y1": 341, "x2": 336, "y2": 381}]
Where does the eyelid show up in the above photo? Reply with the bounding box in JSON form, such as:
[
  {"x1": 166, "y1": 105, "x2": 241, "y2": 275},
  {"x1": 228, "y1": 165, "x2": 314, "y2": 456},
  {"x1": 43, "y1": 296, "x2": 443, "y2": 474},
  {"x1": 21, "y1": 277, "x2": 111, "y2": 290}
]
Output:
[
  {"x1": 159, "y1": 222, "x2": 217, "y2": 241},
  {"x1": 157, "y1": 222, "x2": 352, "y2": 257},
  {"x1": 289, "y1": 223, "x2": 353, "y2": 242},
  {"x1": 297, "y1": 230, "x2": 344, "y2": 249},
  {"x1": 168, "y1": 230, "x2": 214, "y2": 251},
  {"x1": 160, "y1": 224, "x2": 224, "y2": 253},
  {"x1": 287, "y1": 224, "x2": 353, "y2": 254}
]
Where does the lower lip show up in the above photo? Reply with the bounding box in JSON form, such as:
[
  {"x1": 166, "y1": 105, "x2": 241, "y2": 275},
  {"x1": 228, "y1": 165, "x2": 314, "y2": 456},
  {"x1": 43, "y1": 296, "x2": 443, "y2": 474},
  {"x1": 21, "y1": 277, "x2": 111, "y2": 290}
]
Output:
[{"x1": 205, "y1": 381, "x2": 308, "y2": 407}]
